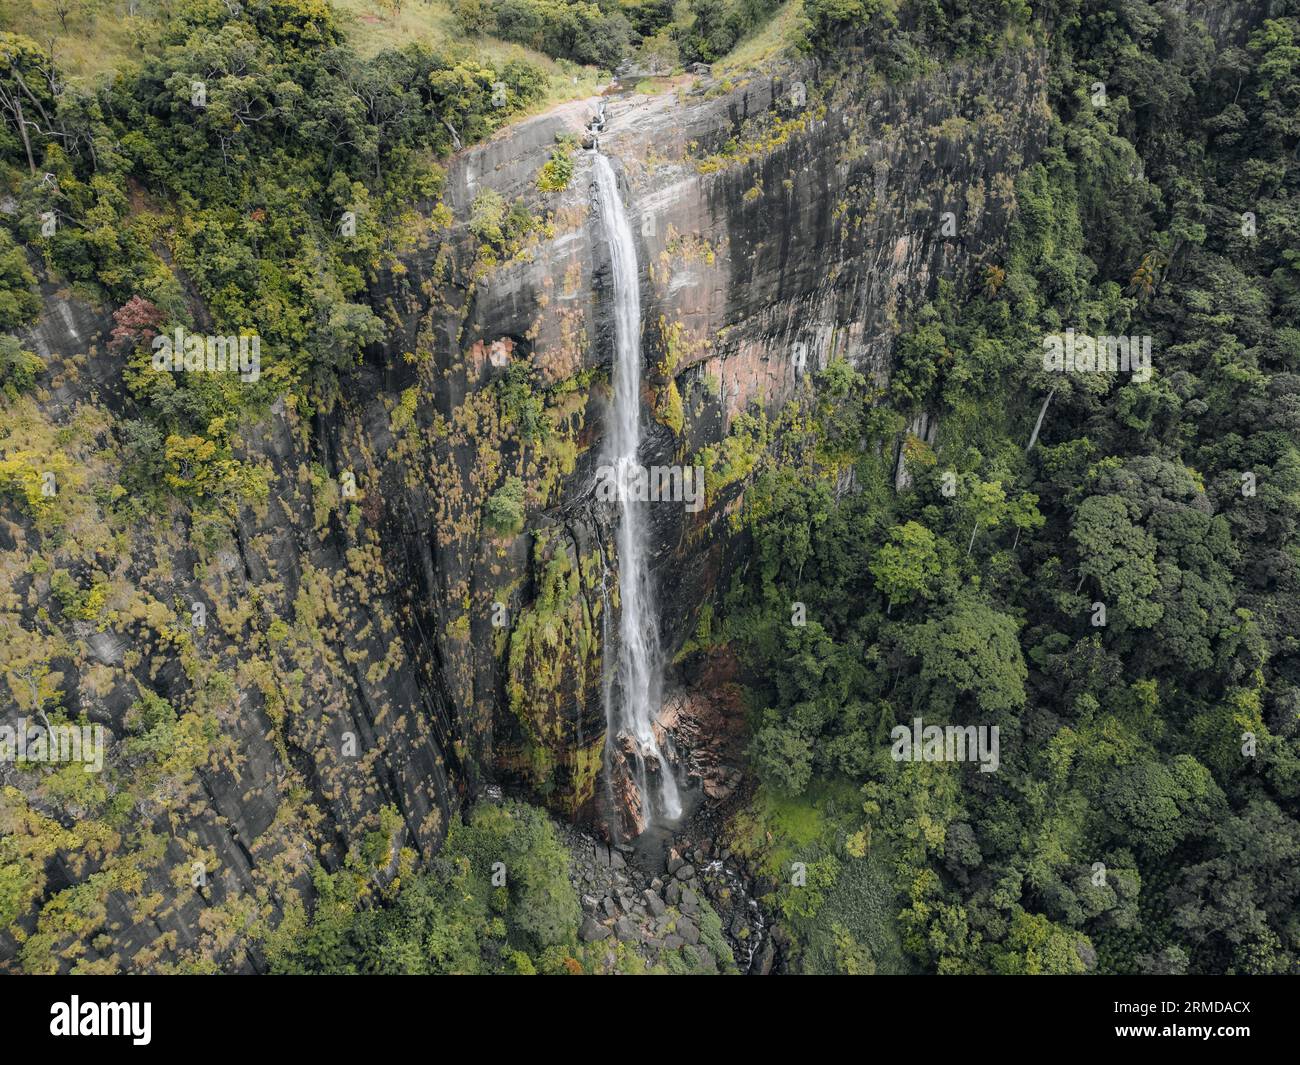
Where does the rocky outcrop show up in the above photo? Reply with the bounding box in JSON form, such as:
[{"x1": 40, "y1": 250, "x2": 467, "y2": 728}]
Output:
[
  {"x1": 1, "y1": 47, "x2": 1049, "y2": 970},
  {"x1": 660, "y1": 650, "x2": 748, "y2": 803},
  {"x1": 561, "y1": 821, "x2": 771, "y2": 974}
]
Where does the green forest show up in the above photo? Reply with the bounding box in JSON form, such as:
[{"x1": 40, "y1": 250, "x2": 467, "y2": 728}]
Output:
[{"x1": 0, "y1": 0, "x2": 1298, "y2": 981}]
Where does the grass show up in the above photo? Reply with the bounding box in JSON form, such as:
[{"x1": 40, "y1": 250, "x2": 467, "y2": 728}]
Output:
[
  {"x1": 727, "y1": 778, "x2": 913, "y2": 973},
  {"x1": 729, "y1": 778, "x2": 862, "y2": 871},
  {"x1": 802, "y1": 845, "x2": 912, "y2": 974},
  {"x1": 633, "y1": 77, "x2": 675, "y2": 94},
  {"x1": 2, "y1": 0, "x2": 794, "y2": 109},
  {"x1": 0, "y1": 0, "x2": 602, "y2": 110},
  {"x1": 713, "y1": 0, "x2": 806, "y2": 81},
  {"x1": 331, "y1": 0, "x2": 603, "y2": 114},
  {"x1": 330, "y1": 0, "x2": 464, "y2": 54},
  {"x1": 0, "y1": 0, "x2": 149, "y2": 83}
]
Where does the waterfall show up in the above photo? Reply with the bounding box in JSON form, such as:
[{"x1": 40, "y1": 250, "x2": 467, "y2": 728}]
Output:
[{"x1": 592, "y1": 151, "x2": 683, "y2": 828}]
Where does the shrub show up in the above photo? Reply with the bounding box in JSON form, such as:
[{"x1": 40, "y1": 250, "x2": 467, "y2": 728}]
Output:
[
  {"x1": 0, "y1": 230, "x2": 40, "y2": 331},
  {"x1": 537, "y1": 142, "x2": 575, "y2": 193},
  {"x1": 0, "y1": 336, "x2": 42, "y2": 399},
  {"x1": 485, "y1": 476, "x2": 527, "y2": 535}
]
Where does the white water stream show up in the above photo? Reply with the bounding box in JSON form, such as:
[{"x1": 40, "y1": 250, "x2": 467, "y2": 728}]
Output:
[{"x1": 592, "y1": 151, "x2": 683, "y2": 826}]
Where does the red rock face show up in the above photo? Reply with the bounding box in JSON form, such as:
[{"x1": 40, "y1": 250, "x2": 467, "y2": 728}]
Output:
[
  {"x1": 604, "y1": 737, "x2": 648, "y2": 840},
  {"x1": 601, "y1": 648, "x2": 763, "y2": 837},
  {"x1": 661, "y1": 650, "x2": 747, "y2": 803},
  {"x1": 466, "y1": 336, "x2": 516, "y2": 377}
]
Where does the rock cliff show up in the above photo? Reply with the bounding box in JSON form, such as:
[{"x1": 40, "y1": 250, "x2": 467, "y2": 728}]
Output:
[{"x1": 0, "y1": 48, "x2": 1049, "y2": 971}]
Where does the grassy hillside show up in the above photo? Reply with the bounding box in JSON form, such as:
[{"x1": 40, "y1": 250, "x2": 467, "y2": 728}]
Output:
[{"x1": 0, "y1": 0, "x2": 801, "y2": 86}]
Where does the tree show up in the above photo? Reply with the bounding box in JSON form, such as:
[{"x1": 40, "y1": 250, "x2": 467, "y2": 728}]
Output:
[
  {"x1": 1098, "y1": 756, "x2": 1224, "y2": 859},
  {"x1": 484, "y1": 476, "x2": 526, "y2": 535},
  {"x1": 0, "y1": 335, "x2": 42, "y2": 398},
  {"x1": 991, "y1": 910, "x2": 1091, "y2": 975},
  {"x1": 901, "y1": 597, "x2": 1027, "y2": 715},
  {"x1": 870, "y1": 521, "x2": 942, "y2": 609},
  {"x1": 0, "y1": 34, "x2": 56, "y2": 175},
  {"x1": 1071, "y1": 494, "x2": 1162, "y2": 628},
  {"x1": 0, "y1": 229, "x2": 40, "y2": 330},
  {"x1": 891, "y1": 316, "x2": 945, "y2": 409}
]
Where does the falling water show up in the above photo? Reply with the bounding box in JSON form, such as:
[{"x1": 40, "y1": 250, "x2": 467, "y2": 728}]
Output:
[{"x1": 592, "y1": 151, "x2": 683, "y2": 827}]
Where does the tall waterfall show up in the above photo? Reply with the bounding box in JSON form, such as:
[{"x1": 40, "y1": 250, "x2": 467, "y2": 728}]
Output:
[{"x1": 593, "y1": 152, "x2": 683, "y2": 828}]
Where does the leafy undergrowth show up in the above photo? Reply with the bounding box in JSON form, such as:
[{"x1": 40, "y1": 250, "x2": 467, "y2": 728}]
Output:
[{"x1": 727, "y1": 780, "x2": 911, "y2": 974}]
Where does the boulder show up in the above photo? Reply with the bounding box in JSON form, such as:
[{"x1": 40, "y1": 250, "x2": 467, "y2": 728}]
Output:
[
  {"x1": 676, "y1": 915, "x2": 700, "y2": 946},
  {"x1": 580, "y1": 918, "x2": 612, "y2": 942}
]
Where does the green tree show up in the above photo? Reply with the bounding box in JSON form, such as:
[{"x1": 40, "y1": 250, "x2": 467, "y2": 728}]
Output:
[{"x1": 870, "y1": 520, "x2": 943, "y2": 609}]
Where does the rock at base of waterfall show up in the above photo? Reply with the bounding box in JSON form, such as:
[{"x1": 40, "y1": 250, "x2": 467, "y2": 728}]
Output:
[
  {"x1": 657, "y1": 652, "x2": 749, "y2": 801},
  {"x1": 581, "y1": 918, "x2": 612, "y2": 942},
  {"x1": 556, "y1": 818, "x2": 781, "y2": 974},
  {"x1": 604, "y1": 748, "x2": 648, "y2": 839},
  {"x1": 675, "y1": 915, "x2": 700, "y2": 945}
]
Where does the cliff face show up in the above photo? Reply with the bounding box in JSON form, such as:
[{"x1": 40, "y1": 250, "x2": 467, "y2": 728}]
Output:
[{"x1": 0, "y1": 51, "x2": 1047, "y2": 971}]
